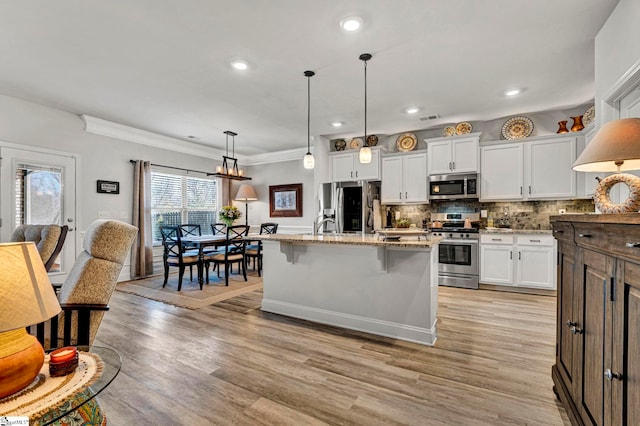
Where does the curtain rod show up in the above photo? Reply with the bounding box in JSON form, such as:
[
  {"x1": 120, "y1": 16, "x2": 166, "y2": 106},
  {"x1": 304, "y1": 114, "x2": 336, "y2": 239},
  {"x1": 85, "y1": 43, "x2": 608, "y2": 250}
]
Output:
[{"x1": 129, "y1": 160, "x2": 211, "y2": 175}]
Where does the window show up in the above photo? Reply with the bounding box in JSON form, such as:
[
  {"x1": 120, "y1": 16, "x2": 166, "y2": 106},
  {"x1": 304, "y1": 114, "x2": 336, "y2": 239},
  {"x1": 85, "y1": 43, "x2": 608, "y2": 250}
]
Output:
[{"x1": 151, "y1": 171, "x2": 218, "y2": 243}]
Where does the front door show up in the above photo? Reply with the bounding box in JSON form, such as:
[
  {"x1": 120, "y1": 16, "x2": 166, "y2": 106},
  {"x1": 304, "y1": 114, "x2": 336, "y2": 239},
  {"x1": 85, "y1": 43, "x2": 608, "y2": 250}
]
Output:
[{"x1": 0, "y1": 145, "x2": 77, "y2": 282}]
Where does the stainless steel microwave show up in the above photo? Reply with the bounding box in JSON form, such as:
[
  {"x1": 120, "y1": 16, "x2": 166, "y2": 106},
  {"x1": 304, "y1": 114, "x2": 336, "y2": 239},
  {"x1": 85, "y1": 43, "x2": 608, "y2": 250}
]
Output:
[{"x1": 429, "y1": 173, "x2": 479, "y2": 200}]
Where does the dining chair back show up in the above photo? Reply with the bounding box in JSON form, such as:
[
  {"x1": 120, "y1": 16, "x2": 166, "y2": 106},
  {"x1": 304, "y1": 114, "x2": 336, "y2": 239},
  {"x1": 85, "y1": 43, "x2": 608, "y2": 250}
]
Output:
[
  {"x1": 179, "y1": 224, "x2": 201, "y2": 237},
  {"x1": 246, "y1": 222, "x2": 278, "y2": 276},
  {"x1": 209, "y1": 225, "x2": 249, "y2": 286},
  {"x1": 210, "y1": 222, "x2": 227, "y2": 235},
  {"x1": 160, "y1": 225, "x2": 201, "y2": 291}
]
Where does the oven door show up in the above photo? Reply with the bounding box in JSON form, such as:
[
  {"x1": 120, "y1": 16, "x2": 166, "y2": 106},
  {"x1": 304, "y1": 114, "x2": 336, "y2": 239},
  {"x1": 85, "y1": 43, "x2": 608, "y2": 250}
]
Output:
[{"x1": 438, "y1": 239, "x2": 478, "y2": 276}]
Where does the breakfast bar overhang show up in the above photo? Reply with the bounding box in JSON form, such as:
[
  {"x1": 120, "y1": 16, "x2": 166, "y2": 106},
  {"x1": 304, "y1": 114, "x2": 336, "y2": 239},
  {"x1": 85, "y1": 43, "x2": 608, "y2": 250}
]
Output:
[{"x1": 258, "y1": 234, "x2": 441, "y2": 346}]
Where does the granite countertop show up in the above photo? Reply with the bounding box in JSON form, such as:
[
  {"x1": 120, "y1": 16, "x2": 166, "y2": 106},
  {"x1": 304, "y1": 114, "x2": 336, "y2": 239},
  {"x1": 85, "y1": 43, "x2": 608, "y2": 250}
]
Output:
[
  {"x1": 550, "y1": 213, "x2": 640, "y2": 225},
  {"x1": 480, "y1": 229, "x2": 553, "y2": 235},
  {"x1": 258, "y1": 233, "x2": 441, "y2": 248}
]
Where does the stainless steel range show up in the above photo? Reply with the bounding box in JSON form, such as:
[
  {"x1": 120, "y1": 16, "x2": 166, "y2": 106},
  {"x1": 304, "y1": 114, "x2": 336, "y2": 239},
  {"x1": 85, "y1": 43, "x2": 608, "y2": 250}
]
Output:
[{"x1": 429, "y1": 212, "x2": 480, "y2": 289}]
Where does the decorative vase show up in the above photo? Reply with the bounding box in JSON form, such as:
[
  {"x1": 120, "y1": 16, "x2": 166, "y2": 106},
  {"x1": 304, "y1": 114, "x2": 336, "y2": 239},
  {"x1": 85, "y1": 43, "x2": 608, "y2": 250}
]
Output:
[
  {"x1": 221, "y1": 218, "x2": 234, "y2": 227},
  {"x1": 556, "y1": 120, "x2": 569, "y2": 134},
  {"x1": 570, "y1": 115, "x2": 584, "y2": 132}
]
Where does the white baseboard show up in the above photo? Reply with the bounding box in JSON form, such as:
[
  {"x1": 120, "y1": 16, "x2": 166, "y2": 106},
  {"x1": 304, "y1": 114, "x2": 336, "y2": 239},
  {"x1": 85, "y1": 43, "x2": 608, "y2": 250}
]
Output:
[{"x1": 261, "y1": 298, "x2": 437, "y2": 346}]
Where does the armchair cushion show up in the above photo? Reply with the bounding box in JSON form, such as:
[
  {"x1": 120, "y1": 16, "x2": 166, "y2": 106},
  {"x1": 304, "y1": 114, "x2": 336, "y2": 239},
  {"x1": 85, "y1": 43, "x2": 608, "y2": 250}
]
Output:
[{"x1": 10, "y1": 224, "x2": 62, "y2": 266}]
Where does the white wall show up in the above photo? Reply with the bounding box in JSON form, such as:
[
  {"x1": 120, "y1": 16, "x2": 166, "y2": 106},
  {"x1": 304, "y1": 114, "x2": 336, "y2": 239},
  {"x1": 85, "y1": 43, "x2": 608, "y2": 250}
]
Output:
[
  {"x1": 234, "y1": 159, "x2": 315, "y2": 234},
  {"x1": 595, "y1": 0, "x2": 640, "y2": 123}
]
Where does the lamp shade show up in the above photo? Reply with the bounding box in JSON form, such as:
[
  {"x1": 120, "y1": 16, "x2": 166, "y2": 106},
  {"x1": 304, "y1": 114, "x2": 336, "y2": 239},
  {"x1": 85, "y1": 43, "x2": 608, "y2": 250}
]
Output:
[
  {"x1": 573, "y1": 118, "x2": 640, "y2": 172},
  {"x1": 234, "y1": 183, "x2": 258, "y2": 201},
  {"x1": 359, "y1": 146, "x2": 372, "y2": 164},
  {"x1": 0, "y1": 242, "x2": 61, "y2": 332}
]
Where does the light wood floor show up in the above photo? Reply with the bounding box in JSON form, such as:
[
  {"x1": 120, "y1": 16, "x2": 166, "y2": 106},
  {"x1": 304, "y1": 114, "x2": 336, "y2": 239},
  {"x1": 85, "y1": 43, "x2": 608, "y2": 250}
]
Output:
[{"x1": 96, "y1": 284, "x2": 570, "y2": 425}]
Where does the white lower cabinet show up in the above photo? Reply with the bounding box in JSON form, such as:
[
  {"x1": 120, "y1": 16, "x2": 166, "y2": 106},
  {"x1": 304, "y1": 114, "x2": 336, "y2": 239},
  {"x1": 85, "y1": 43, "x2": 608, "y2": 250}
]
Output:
[{"x1": 480, "y1": 233, "x2": 556, "y2": 289}]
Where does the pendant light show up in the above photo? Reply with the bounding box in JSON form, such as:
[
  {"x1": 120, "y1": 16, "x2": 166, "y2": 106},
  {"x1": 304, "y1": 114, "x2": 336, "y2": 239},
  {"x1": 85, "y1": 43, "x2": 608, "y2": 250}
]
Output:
[
  {"x1": 359, "y1": 53, "x2": 372, "y2": 164},
  {"x1": 303, "y1": 70, "x2": 315, "y2": 169},
  {"x1": 207, "y1": 131, "x2": 251, "y2": 181}
]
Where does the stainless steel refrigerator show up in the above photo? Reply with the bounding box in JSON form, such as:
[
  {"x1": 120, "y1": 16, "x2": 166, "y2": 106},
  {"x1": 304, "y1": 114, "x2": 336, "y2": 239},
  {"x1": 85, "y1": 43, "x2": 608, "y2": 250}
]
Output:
[{"x1": 318, "y1": 181, "x2": 380, "y2": 234}]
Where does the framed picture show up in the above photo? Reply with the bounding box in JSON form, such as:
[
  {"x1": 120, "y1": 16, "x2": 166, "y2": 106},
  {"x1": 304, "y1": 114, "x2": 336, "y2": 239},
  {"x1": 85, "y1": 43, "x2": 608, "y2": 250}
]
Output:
[
  {"x1": 97, "y1": 180, "x2": 120, "y2": 194},
  {"x1": 269, "y1": 183, "x2": 302, "y2": 217}
]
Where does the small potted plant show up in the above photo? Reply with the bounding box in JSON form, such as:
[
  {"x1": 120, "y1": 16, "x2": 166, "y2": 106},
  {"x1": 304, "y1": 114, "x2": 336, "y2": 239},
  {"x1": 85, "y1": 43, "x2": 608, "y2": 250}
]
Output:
[
  {"x1": 396, "y1": 218, "x2": 411, "y2": 228},
  {"x1": 219, "y1": 205, "x2": 242, "y2": 227}
]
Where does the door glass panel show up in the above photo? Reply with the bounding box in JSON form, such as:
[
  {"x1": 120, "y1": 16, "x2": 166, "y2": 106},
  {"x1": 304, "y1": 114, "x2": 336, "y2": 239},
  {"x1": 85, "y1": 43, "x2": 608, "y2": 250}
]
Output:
[{"x1": 439, "y1": 243, "x2": 471, "y2": 265}]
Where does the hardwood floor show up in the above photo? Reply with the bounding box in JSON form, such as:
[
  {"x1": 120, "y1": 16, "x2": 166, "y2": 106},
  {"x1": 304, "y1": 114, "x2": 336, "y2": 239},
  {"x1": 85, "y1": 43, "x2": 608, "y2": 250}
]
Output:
[{"x1": 96, "y1": 284, "x2": 570, "y2": 425}]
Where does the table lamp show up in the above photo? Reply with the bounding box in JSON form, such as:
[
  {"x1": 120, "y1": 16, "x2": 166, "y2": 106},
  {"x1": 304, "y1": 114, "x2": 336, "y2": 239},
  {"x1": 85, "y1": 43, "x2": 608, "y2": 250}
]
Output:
[
  {"x1": 573, "y1": 118, "x2": 640, "y2": 213},
  {"x1": 0, "y1": 242, "x2": 61, "y2": 398},
  {"x1": 234, "y1": 183, "x2": 258, "y2": 226}
]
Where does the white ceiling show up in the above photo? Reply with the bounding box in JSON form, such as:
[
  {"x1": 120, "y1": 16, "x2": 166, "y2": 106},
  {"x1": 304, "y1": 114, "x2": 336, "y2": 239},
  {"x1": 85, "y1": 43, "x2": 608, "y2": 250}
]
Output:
[{"x1": 0, "y1": 1, "x2": 619, "y2": 156}]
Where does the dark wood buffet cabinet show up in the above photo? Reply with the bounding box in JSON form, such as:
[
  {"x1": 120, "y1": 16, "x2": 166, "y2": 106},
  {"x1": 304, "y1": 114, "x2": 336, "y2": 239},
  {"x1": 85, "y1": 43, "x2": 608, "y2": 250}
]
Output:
[{"x1": 550, "y1": 214, "x2": 640, "y2": 426}]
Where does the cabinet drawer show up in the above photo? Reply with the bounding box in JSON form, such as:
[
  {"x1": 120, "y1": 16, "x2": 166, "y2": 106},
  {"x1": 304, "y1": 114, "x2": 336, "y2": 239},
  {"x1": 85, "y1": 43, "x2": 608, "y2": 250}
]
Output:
[
  {"x1": 480, "y1": 234, "x2": 514, "y2": 245},
  {"x1": 573, "y1": 223, "x2": 610, "y2": 252},
  {"x1": 550, "y1": 221, "x2": 574, "y2": 243},
  {"x1": 516, "y1": 235, "x2": 554, "y2": 247}
]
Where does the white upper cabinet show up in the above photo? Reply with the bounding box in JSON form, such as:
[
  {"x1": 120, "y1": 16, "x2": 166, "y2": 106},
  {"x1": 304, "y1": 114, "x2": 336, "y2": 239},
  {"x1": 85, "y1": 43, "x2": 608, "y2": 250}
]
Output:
[
  {"x1": 480, "y1": 134, "x2": 577, "y2": 201},
  {"x1": 381, "y1": 151, "x2": 428, "y2": 204},
  {"x1": 330, "y1": 149, "x2": 380, "y2": 182},
  {"x1": 426, "y1": 133, "x2": 480, "y2": 175}
]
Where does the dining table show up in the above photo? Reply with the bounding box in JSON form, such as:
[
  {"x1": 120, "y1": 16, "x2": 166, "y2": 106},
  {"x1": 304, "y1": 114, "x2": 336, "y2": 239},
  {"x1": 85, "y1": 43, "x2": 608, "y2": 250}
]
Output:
[{"x1": 181, "y1": 234, "x2": 262, "y2": 287}]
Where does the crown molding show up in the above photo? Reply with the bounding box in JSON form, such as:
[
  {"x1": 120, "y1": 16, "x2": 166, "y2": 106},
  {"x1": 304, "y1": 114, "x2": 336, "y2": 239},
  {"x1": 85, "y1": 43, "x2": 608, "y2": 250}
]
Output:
[
  {"x1": 81, "y1": 115, "x2": 231, "y2": 161},
  {"x1": 81, "y1": 115, "x2": 308, "y2": 166},
  {"x1": 244, "y1": 147, "x2": 308, "y2": 166}
]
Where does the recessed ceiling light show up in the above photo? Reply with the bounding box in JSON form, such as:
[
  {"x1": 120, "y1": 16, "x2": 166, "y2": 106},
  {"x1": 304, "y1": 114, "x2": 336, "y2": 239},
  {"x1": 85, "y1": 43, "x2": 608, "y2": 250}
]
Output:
[
  {"x1": 505, "y1": 88, "x2": 521, "y2": 97},
  {"x1": 340, "y1": 16, "x2": 363, "y2": 32},
  {"x1": 405, "y1": 107, "x2": 420, "y2": 114},
  {"x1": 331, "y1": 121, "x2": 344, "y2": 127},
  {"x1": 231, "y1": 60, "x2": 249, "y2": 71}
]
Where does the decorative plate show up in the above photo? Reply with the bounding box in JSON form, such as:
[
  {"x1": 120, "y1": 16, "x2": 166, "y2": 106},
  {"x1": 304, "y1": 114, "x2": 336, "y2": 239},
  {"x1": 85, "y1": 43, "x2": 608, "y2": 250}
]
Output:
[
  {"x1": 455, "y1": 122, "x2": 473, "y2": 135},
  {"x1": 334, "y1": 139, "x2": 346, "y2": 151},
  {"x1": 501, "y1": 116, "x2": 534, "y2": 140},
  {"x1": 583, "y1": 106, "x2": 595, "y2": 127},
  {"x1": 366, "y1": 134, "x2": 378, "y2": 146},
  {"x1": 443, "y1": 126, "x2": 456, "y2": 137},
  {"x1": 350, "y1": 138, "x2": 363, "y2": 150},
  {"x1": 396, "y1": 133, "x2": 417, "y2": 152}
]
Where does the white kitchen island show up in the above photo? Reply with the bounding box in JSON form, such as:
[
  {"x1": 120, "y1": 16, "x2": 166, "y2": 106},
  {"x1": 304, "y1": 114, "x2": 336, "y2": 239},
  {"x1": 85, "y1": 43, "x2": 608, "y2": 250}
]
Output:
[{"x1": 258, "y1": 233, "x2": 441, "y2": 346}]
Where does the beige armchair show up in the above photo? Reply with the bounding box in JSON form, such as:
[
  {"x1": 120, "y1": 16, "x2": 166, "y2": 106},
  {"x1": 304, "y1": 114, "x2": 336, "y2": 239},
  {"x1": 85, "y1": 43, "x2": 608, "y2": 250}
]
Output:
[
  {"x1": 11, "y1": 224, "x2": 68, "y2": 271},
  {"x1": 32, "y1": 219, "x2": 137, "y2": 349}
]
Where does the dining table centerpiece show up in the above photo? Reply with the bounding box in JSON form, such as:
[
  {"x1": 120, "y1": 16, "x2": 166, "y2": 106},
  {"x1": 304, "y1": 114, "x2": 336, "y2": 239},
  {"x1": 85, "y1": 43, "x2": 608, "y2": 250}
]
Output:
[{"x1": 219, "y1": 205, "x2": 242, "y2": 227}]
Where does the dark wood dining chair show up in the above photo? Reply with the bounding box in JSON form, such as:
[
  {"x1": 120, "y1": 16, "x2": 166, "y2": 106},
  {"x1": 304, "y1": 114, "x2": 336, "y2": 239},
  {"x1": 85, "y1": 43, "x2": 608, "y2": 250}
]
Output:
[
  {"x1": 246, "y1": 222, "x2": 278, "y2": 276},
  {"x1": 160, "y1": 225, "x2": 202, "y2": 291},
  {"x1": 209, "y1": 225, "x2": 249, "y2": 286}
]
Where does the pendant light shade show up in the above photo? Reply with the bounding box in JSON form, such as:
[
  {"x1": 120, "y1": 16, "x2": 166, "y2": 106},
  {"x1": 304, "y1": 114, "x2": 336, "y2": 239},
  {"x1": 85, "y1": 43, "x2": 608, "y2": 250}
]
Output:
[
  {"x1": 359, "y1": 53, "x2": 372, "y2": 164},
  {"x1": 303, "y1": 70, "x2": 315, "y2": 170}
]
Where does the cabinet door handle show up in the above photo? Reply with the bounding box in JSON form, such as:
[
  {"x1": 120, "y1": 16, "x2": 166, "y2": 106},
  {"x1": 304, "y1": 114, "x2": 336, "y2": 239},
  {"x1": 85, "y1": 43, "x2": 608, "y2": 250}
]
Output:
[
  {"x1": 355, "y1": 171, "x2": 358, "y2": 178},
  {"x1": 604, "y1": 369, "x2": 623, "y2": 381},
  {"x1": 399, "y1": 192, "x2": 402, "y2": 199},
  {"x1": 553, "y1": 230, "x2": 564, "y2": 233},
  {"x1": 452, "y1": 161, "x2": 455, "y2": 170},
  {"x1": 566, "y1": 320, "x2": 582, "y2": 334},
  {"x1": 578, "y1": 233, "x2": 592, "y2": 238},
  {"x1": 449, "y1": 162, "x2": 452, "y2": 170},
  {"x1": 491, "y1": 238, "x2": 502, "y2": 241},
  {"x1": 528, "y1": 185, "x2": 531, "y2": 194},
  {"x1": 518, "y1": 251, "x2": 521, "y2": 260},
  {"x1": 566, "y1": 320, "x2": 576, "y2": 328},
  {"x1": 509, "y1": 251, "x2": 512, "y2": 259},
  {"x1": 405, "y1": 192, "x2": 408, "y2": 199},
  {"x1": 530, "y1": 239, "x2": 541, "y2": 243},
  {"x1": 520, "y1": 186, "x2": 523, "y2": 195},
  {"x1": 350, "y1": 171, "x2": 353, "y2": 178},
  {"x1": 626, "y1": 242, "x2": 640, "y2": 248}
]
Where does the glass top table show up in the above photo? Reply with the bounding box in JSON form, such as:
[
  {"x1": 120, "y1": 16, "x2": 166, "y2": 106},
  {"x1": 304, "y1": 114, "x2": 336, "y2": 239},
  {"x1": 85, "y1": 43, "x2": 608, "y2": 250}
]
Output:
[
  {"x1": 0, "y1": 346, "x2": 122, "y2": 425},
  {"x1": 41, "y1": 346, "x2": 121, "y2": 425}
]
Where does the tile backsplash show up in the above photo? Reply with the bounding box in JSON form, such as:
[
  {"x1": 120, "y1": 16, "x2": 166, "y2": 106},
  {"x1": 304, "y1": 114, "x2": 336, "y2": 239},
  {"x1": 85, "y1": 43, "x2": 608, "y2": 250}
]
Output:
[{"x1": 384, "y1": 199, "x2": 595, "y2": 230}]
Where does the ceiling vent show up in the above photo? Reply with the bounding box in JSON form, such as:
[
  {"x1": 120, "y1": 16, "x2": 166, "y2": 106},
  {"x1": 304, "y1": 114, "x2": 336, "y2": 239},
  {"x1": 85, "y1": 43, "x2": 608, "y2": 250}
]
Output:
[{"x1": 419, "y1": 114, "x2": 439, "y2": 121}]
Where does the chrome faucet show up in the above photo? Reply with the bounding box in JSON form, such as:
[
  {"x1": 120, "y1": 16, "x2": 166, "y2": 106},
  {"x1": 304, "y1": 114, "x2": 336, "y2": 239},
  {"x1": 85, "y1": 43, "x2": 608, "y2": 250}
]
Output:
[{"x1": 313, "y1": 218, "x2": 335, "y2": 235}]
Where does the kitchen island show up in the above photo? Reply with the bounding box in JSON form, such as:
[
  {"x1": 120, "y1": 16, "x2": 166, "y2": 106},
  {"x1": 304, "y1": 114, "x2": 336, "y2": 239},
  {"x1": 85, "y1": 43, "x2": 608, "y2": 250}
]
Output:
[{"x1": 258, "y1": 233, "x2": 441, "y2": 346}]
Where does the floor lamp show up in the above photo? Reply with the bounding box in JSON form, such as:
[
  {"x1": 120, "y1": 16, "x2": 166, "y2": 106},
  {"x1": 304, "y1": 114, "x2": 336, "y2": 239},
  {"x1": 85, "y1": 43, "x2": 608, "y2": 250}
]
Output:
[{"x1": 234, "y1": 183, "x2": 258, "y2": 226}]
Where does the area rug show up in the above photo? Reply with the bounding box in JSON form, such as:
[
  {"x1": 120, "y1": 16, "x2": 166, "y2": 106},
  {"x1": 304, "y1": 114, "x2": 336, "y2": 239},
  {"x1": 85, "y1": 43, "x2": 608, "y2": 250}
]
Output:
[{"x1": 116, "y1": 272, "x2": 263, "y2": 310}]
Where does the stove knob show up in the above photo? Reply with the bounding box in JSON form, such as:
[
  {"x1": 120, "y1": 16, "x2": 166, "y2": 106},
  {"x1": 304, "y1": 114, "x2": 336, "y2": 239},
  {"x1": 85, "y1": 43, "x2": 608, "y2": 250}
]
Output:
[
  {"x1": 465, "y1": 234, "x2": 469, "y2": 238},
  {"x1": 448, "y1": 233, "x2": 453, "y2": 238}
]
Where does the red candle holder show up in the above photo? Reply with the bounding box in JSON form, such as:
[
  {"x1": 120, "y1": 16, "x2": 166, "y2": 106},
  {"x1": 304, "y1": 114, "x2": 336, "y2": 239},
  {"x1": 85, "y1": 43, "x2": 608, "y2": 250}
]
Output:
[{"x1": 49, "y1": 346, "x2": 79, "y2": 377}]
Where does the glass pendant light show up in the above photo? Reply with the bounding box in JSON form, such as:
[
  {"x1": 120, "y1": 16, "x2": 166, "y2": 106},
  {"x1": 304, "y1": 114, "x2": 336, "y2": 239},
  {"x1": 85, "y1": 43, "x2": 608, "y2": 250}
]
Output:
[
  {"x1": 303, "y1": 70, "x2": 315, "y2": 169},
  {"x1": 359, "y1": 53, "x2": 372, "y2": 164}
]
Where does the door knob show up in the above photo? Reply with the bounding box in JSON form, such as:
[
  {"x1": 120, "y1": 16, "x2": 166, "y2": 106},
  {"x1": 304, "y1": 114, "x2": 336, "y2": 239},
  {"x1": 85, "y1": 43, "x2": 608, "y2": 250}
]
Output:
[{"x1": 604, "y1": 369, "x2": 623, "y2": 381}]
